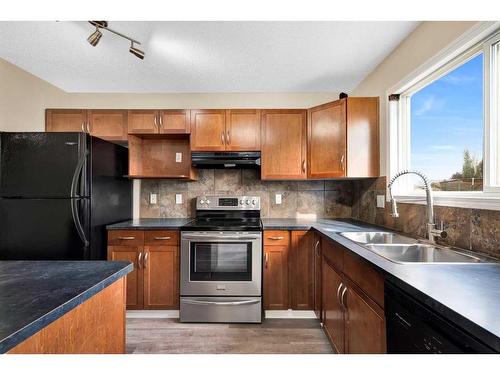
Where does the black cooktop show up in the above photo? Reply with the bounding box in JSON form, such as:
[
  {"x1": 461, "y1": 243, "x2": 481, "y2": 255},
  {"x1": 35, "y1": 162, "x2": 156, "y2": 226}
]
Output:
[{"x1": 181, "y1": 218, "x2": 262, "y2": 231}]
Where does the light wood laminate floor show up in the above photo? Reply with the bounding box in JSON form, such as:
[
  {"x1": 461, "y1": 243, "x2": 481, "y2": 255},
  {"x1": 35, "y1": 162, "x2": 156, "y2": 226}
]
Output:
[{"x1": 126, "y1": 318, "x2": 333, "y2": 354}]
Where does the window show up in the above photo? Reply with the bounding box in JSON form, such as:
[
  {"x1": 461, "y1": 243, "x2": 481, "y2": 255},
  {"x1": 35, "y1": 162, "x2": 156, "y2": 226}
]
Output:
[
  {"x1": 389, "y1": 24, "x2": 500, "y2": 208},
  {"x1": 409, "y1": 53, "x2": 484, "y2": 192}
]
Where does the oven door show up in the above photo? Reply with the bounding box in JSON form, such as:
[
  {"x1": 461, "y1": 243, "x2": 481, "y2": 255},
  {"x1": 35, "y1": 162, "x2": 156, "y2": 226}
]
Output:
[{"x1": 180, "y1": 231, "x2": 262, "y2": 296}]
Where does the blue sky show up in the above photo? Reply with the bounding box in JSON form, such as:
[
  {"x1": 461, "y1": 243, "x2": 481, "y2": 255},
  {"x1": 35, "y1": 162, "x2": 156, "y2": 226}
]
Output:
[{"x1": 410, "y1": 53, "x2": 483, "y2": 181}]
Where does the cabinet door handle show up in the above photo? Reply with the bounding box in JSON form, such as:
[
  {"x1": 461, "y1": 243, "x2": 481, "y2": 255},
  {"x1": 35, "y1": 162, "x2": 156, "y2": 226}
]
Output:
[
  {"x1": 118, "y1": 236, "x2": 135, "y2": 240},
  {"x1": 267, "y1": 236, "x2": 284, "y2": 240},
  {"x1": 158, "y1": 113, "x2": 163, "y2": 130},
  {"x1": 87, "y1": 121, "x2": 92, "y2": 134},
  {"x1": 221, "y1": 130, "x2": 226, "y2": 145},
  {"x1": 302, "y1": 159, "x2": 306, "y2": 173},
  {"x1": 154, "y1": 115, "x2": 158, "y2": 132},
  {"x1": 341, "y1": 285, "x2": 348, "y2": 310},
  {"x1": 336, "y1": 282, "x2": 343, "y2": 307},
  {"x1": 340, "y1": 154, "x2": 345, "y2": 172},
  {"x1": 154, "y1": 236, "x2": 171, "y2": 240},
  {"x1": 226, "y1": 130, "x2": 230, "y2": 145},
  {"x1": 314, "y1": 240, "x2": 320, "y2": 255},
  {"x1": 264, "y1": 253, "x2": 269, "y2": 268},
  {"x1": 144, "y1": 252, "x2": 149, "y2": 268},
  {"x1": 137, "y1": 252, "x2": 142, "y2": 269},
  {"x1": 81, "y1": 121, "x2": 85, "y2": 133}
]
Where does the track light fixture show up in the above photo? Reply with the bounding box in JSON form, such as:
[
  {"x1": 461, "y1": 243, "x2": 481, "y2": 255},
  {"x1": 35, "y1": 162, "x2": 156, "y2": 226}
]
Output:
[
  {"x1": 129, "y1": 42, "x2": 145, "y2": 60},
  {"x1": 86, "y1": 21, "x2": 145, "y2": 59},
  {"x1": 87, "y1": 26, "x2": 102, "y2": 47}
]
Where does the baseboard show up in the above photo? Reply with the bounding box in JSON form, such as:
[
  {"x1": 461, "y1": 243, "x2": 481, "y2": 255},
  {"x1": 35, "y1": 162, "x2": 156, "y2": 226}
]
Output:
[
  {"x1": 265, "y1": 310, "x2": 317, "y2": 319},
  {"x1": 127, "y1": 310, "x2": 179, "y2": 319}
]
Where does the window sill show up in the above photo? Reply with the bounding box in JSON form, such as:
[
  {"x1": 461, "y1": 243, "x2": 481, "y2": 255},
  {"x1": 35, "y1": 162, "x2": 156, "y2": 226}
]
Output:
[{"x1": 392, "y1": 193, "x2": 500, "y2": 211}]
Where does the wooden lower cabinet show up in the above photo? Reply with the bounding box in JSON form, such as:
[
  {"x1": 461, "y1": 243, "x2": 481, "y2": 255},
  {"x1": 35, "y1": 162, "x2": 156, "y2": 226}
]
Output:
[
  {"x1": 290, "y1": 231, "x2": 314, "y2": 310},
  {"x1": 263, "y1": 244, "x2": 289, "y2": 310},
  {"x1": 322, "y1": 258, "x2": 346, "y2": 353},
  {"x1": 143, "y1": 245, "x2": 179, "y2": 309},
  {"x1": 313, "y1": 234, "x2": 322, "y2": 319},
  {"x1": 108, "y1": 245, "x2": 143, "y2": 310},
  {"x1": 107, "y1": 230, "x2": 179, "y2": 310},
  {"x1": 345, "y1": 283, "x2": 386, "y2": 353},
  {"x1": 320, "y1": 235, "x2": 386, "y2": 354}
]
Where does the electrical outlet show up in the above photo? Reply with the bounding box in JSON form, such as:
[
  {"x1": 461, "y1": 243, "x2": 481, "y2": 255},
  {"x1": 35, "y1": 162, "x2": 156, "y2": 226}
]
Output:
[
  {"x1": 275, "y1": 193, "x2": 282, "y2": 205},
  {"x1": 149, "y1": 193, "x2": 157, "y2": 205},
  {"x1": 376, "y1": 194, "x2": 385, "y2": 208},
  {"x1": 175, "y1": 194, "x2": 183, "y2": 204},
  {"x1": 175, "y1": 152, "x2": 182, "y2": 163}
]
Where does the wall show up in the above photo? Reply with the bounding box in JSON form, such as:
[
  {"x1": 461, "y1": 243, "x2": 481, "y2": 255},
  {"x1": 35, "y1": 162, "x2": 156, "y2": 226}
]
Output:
[
  {"x1": 140, "y1": 169, "x2": 353, "y2": 219},
  {"x1": 0, "y1": 57, "x2": 339, "y2": 132},
  {"x1": 351, "y1": 21, "x2": 479, "y2": 176}
]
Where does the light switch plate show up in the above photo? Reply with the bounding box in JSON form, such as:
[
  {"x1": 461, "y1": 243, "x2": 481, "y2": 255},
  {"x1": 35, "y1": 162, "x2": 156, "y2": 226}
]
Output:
[
  {"x1": 376, "y1": 194, "x2": 385, "y2": 208},
  {"x1": 175, "y1": 152, "x2": 182, "y2": 163},
  {"x1": 275, "y1": 193, "x2": 282, "y2": 205},
  {"x1": 175, "y1": 194, "x2": 183, "y2": 204},
  {"x1": 149, "y1": 193, "x2": 157, "y2": 205}
]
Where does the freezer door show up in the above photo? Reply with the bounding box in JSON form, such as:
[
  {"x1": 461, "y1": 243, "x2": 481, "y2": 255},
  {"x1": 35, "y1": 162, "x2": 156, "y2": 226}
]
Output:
[
  {"x1": 0, "y1": 132, "x2": 87, "y2": 198},
  {"x1": 0, "y1": 198, "x2": 89, "y2": 260}
]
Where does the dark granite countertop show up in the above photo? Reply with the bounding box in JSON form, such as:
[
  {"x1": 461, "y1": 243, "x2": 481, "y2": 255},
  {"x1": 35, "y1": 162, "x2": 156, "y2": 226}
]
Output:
[
  {"x1": 261, "y1": 218, "x2": 318, "y2": 230},
  {"x1": 107, "y1": 218, "x2": 193, "y2": 230},
  {"x1": 0, "y1": 261, "x2": 133, "y2": 353},
  {"x1": 308, "y1": 219, "x2": 500, "y2": 352}
]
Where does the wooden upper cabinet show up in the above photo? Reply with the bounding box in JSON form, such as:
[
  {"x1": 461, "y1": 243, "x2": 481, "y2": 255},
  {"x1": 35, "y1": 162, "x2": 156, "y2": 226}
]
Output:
[
  {"x1": 345, "y1": 282, "x2": 386, "y2": 353},
  {"x1": 158, "y1": 110, "x2": 190, "y2": 134},
  {"x1": 261, "y1": 109, "x2": 307, "y2": 180},
  {"x1": 46, "y1": 109, "x2": 87, "y2": 132},
  {"x1": 308, "y1": 100, "x2": 346, "y2": 178},
  {"x1": 346, "y1": 97, "x2": 380, "y2": 178},
  {"x1": 290, "y1": 231, "x2": 314, "y2": 310},
  {"x1": 322, "y1": 258, "x2": 345, "y2": 353},
  {"x1": 127, "y1": 110, "x2": 158, "y2": 134},
  {"x1": 87, "y1": 110, "x2": 128, "y2": 141},
  {"x1": 190, "y1": 109, "x2": 226, "y2": 151},
  {"x1": 225, "y1": 109, "x2": 261, "y2": 151},
  {"x1": 143, "y1": 245, "x2": 179, "y2": 309}
]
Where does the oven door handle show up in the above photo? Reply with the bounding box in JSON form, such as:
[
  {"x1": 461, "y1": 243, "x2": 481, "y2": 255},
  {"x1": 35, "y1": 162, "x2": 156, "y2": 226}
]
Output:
[
  {"x1": 182, "y1": 299, "x2": 261, "y2": 306},
  {"x1": 182, "y1": 235, "x2": 261, "y2": 240}
]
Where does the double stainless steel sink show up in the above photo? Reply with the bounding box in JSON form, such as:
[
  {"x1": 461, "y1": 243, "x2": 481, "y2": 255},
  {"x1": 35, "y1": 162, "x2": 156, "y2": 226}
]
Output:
[{"x1": 339, "y1": 231, "x2": 494, "y2": 264}]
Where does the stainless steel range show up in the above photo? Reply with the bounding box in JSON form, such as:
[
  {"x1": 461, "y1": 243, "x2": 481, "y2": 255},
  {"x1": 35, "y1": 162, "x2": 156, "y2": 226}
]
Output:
[{"x1": 180, "y1": 196, "x2": 262, "y2": 323}]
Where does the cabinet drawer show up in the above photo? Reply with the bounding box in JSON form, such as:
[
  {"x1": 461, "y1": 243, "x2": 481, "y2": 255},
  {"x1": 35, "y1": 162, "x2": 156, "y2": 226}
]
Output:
[
  {"x1": 322, "y1": 237, "x2": 344, "y2": 272},
  {"x1": 144, "y1": 230, "x2": 179, "y2": 246},
  {"x1": 343, "y1": 250, "x2": 384, "y2": 308},
  {"x1": 264, "y1": 231, "x2": 290, "y2": 246},
  {"x1": 108, "y1": 230, "x2": 144, "y2": 246}
]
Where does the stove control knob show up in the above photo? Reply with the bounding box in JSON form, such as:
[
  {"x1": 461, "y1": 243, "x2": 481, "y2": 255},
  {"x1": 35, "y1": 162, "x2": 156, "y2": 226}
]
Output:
[
  {"x1": 240, "y1": 199, "x2": 244, "y2": 205},
  {"x1": 252, "y1": 199, "x2": 256, "y2": 205},
  {"x1": 206, "y1": 199, "x2": 211, "y2": 205},
  {"x1": 245, "y1": 199, "x2": 250, "y2": 205},
  {"x1": 200, "y1": 198, "x2": 206, "y2": 204}
]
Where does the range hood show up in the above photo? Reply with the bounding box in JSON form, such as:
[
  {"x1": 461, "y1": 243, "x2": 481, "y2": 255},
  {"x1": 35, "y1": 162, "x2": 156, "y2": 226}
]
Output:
[{"x1": 191, "y1": 152, "x2": 261, "y2": 168}]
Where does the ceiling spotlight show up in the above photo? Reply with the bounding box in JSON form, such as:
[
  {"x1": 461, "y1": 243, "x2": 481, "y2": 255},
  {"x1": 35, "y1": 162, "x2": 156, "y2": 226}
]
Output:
[
  {"x1": 87, "y1": 27, "x2": 102, "y2": 47},
  {"x1": 129, "y1": 42, "x2": 145, "y2": 60},
  {"x1": 86, "y1": 21, "x2": 145, "y2": 60}
]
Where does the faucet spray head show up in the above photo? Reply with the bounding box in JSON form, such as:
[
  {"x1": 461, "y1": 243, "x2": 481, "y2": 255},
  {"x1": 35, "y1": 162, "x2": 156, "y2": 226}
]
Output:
[{"x1": 390, "y1": 199, "x2": 399, "y2": 218}]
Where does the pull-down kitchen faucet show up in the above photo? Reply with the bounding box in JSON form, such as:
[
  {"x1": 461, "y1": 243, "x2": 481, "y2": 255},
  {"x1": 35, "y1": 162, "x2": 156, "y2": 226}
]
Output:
[{"x1": 387, "y1": 170, "x2": 447, "y2": 244}]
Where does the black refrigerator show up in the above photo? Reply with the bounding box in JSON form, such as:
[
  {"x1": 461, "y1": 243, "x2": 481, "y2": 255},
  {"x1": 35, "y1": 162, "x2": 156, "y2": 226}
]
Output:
[{"x1": 0, "y1": 132, "x2": 132, "y2": 260}]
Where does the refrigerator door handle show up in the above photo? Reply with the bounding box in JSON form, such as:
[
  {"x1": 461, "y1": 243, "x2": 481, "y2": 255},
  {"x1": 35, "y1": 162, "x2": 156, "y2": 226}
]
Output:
[
  {"x1": 70, "y1": 149, "x2": 88, "y2": 198},
  {"x1": 71, "y1": 198, "x2": 89, "y2": 248}
]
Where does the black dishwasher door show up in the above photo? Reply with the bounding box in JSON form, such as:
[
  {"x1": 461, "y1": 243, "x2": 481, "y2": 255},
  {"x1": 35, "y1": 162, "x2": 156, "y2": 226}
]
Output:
[{"x1": 385, "y1": 282, "x2": 495, "y2": 354}]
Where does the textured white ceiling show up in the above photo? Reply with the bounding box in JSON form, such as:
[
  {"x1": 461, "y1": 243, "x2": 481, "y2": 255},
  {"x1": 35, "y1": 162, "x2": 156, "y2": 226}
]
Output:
[{"x1": 0, "y1": 21, "x2": 419, "y2": 93}]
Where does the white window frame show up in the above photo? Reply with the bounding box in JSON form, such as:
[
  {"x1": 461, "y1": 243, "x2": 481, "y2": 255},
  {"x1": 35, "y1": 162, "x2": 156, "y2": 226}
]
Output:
[{"x1": 387, "y1": 22, "x2": 500, "y2": 210}]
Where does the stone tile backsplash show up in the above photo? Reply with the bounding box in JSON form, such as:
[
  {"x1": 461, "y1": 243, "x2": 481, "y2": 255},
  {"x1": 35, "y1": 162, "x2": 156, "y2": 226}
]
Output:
[
  {"x1": 140, "y1": 169, "x2": 353, "y2": 219},
  {"x1": 352, "y1": 176, "x2": 500, "y2": 259},
  {"x1": 140, "y1": 170, "x2": 499, "y2": 258}
]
